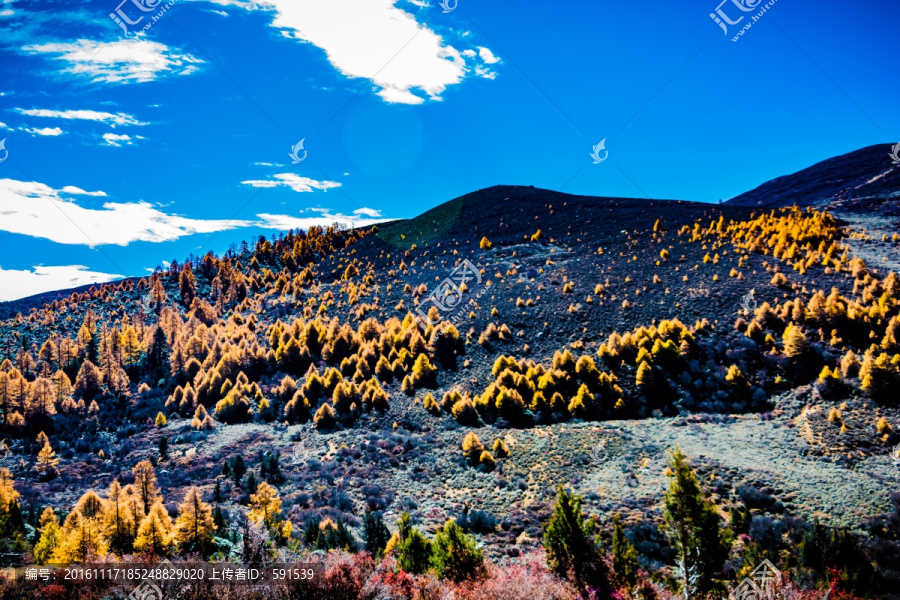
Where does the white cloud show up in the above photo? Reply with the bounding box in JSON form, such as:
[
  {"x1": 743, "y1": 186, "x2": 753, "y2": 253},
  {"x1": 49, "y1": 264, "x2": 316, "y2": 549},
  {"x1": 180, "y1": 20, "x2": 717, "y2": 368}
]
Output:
[
  {"x1": 0, "y1": 265, "x2": 120, "y2": 302},
  {"x1": 0, "y1": 121, "x2": 7, "y2": 128},
  {"x1": 353, "y1": 207, "x2": 382, "y2": 217},
  {"x1": 16, "y1": 108, "x2": 146, "y2": 127},
  {"x1": 256, "y1": 209, "x2": 387, "y2": 231},
  {"x1": 22, "y1": 38, "x2": 202, "y2": 84},
  {"x1": 0, "y1": 178, "x2": 252, "y2": 246},
  {"x1": 475, "y1": 66, "x2": 497, "y2": 80},
  {"x1": 477, "y1": 46, "x2": 500, "y2": 64},
  {"x1": 102, "y1": 133, "x2": 145, "y2": 147},
  {"x1": 61, "y1": 186, "x2": 107, "y2": 197},
  {"x1": 25, "y1": 126, "x2": 63, "y2": 136},
  {"x1": 211, "y1": 0, "x2": 472, "y2": 104},
  {"x1": 241, "y1": 173, "x2": 342, "y2": 193}
]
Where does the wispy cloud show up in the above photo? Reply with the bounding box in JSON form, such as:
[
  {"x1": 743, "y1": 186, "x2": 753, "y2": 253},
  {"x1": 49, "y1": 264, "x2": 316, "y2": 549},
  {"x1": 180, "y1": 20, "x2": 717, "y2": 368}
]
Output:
[
  {"x1": 61, "y1": 186, "x2": 107, "y2": 197},
  {"x1": 241, "y1": 173, "x2": 342, "y2": 193},
  {"x1": 352, "y1": 207, "x2": 382, "y2": 218},
  {"x1": 256, "y1": 208, "x2": 387, "y2": 231},
  {"x1": 24, "y1": 126, "x2": 63, "y2": 136},
  {"x1": 22, "y1": 38, "x2": 203, "y2": 84},
  {"x1": 16, "y1": 108, "x2": 146, "y2": 127},
  {"x1": 0, "y1": 265, "x2": 120, "y2": 302},
  {"x1": 102, "y1": 133, "x2": 144, "y2": 147},
  {"x1": 0, "y1": 178, "x2": 252, "y2": 246}
]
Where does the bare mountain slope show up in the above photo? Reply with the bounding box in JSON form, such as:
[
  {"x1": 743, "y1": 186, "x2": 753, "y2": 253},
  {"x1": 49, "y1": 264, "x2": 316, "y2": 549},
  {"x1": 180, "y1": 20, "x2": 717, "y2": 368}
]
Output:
[{"x1": 726, "y1": 143, "x2": 900, "y2": 208}]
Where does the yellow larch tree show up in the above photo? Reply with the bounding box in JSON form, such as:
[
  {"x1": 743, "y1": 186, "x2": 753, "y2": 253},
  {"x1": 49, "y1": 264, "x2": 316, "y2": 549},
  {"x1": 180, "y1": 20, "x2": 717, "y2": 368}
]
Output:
[{"x1": 174, "y1": 487, "x2": 216, "y2": 556}]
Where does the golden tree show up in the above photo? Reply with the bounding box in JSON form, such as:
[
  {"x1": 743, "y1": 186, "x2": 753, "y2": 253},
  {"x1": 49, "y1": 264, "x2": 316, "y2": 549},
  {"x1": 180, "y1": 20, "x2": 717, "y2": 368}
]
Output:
[
  {"x1": 53, "y1": 490, "x2": 108, "y2": 562},
  {"x1": 249, "y1": 482, "x2": 282, "y2": 529},
  {"x1": 0, "y1": 468, "x2": 19, "y2": 518},
  {"x1": 461, "y1": 431, "x2": 484, "y2": 465},
  {"x1": 50, "y1": 370, "x2": 73, "y2": 402},
  {"x1": 36, "y1": 442, "x2": 60, "y2": 479},
  {"x1": 174, "y1": 487, "x2": 216, "y2": 555},
  {"x1": 34, "y1": 508, "x2": 61, "y2": 564},
  {"x1": 131, "y1": 460, "x2": 162, "y2": 519},
  {"x1": 103, "y1": 480, "x2": 136, "y2": 555},
  {"x1": 134, "y1": 502, "x2": 175, "y2": 556},
  {"x1": 74, "y1": 360, "x2": 102, "y2": 400},
  {"x1": 26, "y1": 377, "x2": 57, "y2": 418}
]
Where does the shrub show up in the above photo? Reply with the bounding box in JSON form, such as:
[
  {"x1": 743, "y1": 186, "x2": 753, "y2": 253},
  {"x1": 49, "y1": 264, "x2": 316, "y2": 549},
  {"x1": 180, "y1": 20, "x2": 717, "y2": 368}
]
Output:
[
  {"x1": 396, "y1": 513, "x2": 432, "y2": 574},
  {"x1": 431, "y1": 519, "x2": 486, "y2": 582},
  {"x1": 314, "y1": 403, "x2": 337, "y2": 430},
  {"x1": 492, "y1": 438, "x2": 509, "y2": 458},
  {"x1": 480, "y1": 237, "x2": 493, "y2": 250},
  {"x1": 441, "y1": 389, "x2": 463, "y2": 412},
  {"x1": 401, "y1": 374, "x2": 415, "y2": 395},
  {"x1": 860, "y1": 353, "x2": 900, "y2": 403},
  {"x1": 456, "y1": 509, "x2": 498, "y2": 534},
  {"x1": 154, "y1": 412, "x2": 167, "y2": 427},
  {"x1": 635, "y1": 361, "x2": 654, "y2": 390},
  {"x1": 827, "y1": 408, "x2": 842, "y2": 424},
  {"x1": 478, "y1": 451, "x2": 496, "y2": 472},
  {"x1": 461, "y1": 432, "x2": 484, "y2": 465},
  {"x1": 495, "y1": 387, "x2": 525, "y2": 422},
  {"x1": 782, "y1": 323, "x2": 810, "y2": 361},
  {"x1": 423, "y1": 393, "x2": 440, "y2": 416},
  {"x1": 215, "y1": 389, "x2": 253, "y2": 424},
  {"x1": 452, "y1": 398, "x2": 479, "y2": 425},
  {"x1": 411, "y1": 354, "x2": 437, "y2": 388}
]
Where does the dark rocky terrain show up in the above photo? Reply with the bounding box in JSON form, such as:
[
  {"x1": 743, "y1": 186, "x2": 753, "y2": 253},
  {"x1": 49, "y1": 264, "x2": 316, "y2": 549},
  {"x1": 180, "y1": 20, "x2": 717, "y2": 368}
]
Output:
[{"x1": 2, "y1": 147, "x2": 900, "y2": 599}]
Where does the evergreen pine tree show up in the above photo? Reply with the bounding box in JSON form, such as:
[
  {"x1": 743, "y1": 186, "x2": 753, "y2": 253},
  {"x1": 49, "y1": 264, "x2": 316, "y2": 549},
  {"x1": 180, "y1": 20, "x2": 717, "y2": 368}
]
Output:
[
  {"x1": 662, "y1": 447, "x2": 731, "y2": 596},
  {"x1": 611, "y1": 513, "x2": 639, "y2": 590},
  {"x1": 542, "y1": 485, "x2": 609, "y2": 591},
  {"x1": 145, "y1": 326, "x2": 170, "y2": 382},
  {"x1": 362, "y1": 511, "x2": 391, "y2": 558}
]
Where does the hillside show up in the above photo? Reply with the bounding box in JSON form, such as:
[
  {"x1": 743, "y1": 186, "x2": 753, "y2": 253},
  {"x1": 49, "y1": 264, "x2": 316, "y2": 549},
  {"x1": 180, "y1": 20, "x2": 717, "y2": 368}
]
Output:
[
  {"x1": 1, "y1": 181, "x2": 899, "y2": 598},
  {"x1": 727, "y1": 143, "x2": 900, "y2": 208}
]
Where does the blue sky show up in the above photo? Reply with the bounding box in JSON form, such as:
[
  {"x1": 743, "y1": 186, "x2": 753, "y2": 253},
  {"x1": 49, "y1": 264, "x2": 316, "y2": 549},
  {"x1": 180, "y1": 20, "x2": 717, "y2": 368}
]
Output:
[{"x1": 0, "y1": 0, "x2": 897, "y2": 301}]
